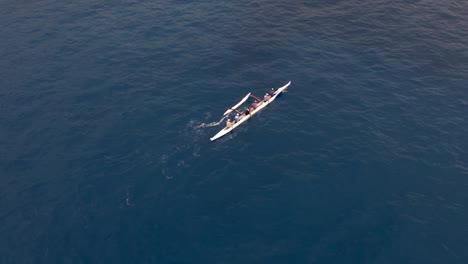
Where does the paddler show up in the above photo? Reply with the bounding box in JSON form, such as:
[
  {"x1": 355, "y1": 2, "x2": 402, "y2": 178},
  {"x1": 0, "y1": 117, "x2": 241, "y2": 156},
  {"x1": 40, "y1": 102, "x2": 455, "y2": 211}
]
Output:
[
  {"x1": 269, "y1": 87, "x2": 275, "y2": 96},
  {"x1": 251, "y1": 100, "x2": 258, "y2": 109},
  {"x1": 234, "y1": 113, "x2": 241, "y2": 123},
  {"x1": 226, "y1": 118, "x2": 233, "y2": 128}
]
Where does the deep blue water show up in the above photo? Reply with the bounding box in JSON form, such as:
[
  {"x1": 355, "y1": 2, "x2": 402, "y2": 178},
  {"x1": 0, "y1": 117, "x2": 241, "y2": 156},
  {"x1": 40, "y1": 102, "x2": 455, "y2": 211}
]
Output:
[{"x1": 1, "y1": 0, "x2": 468, "y2": 263}]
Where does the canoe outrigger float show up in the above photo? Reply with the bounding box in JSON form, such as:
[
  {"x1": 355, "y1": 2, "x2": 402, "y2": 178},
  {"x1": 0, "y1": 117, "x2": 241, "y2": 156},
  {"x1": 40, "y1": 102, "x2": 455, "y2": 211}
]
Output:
[{"x1": 210, "y1": 81, "x2": 291, "y2": 141}]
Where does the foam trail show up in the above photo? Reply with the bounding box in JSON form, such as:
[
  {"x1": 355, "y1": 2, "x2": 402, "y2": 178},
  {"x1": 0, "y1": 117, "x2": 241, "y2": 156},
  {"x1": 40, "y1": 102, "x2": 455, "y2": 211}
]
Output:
[
  {"x1": 160, "y1": 115, "x2": 226, "y2": 179},
  {"x1": 195, "y1": 115, "x2": 228, "y2": 129}
]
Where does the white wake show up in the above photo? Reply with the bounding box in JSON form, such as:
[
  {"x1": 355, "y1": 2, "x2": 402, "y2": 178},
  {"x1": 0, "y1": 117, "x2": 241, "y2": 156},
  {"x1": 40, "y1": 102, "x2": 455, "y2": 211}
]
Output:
[
  {"x1": 194, "y1": 115, "x2": 228, "y2": 129},
  {"x1": 160, "y1": 114, "x2": 225, "y2": 179}
]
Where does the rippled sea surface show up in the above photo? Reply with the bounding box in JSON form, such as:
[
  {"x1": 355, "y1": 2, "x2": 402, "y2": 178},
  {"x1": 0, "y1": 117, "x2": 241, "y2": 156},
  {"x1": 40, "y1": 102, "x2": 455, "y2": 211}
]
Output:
[{"x1": 1, "y1": 0, "x2": 468, "y2": 263}]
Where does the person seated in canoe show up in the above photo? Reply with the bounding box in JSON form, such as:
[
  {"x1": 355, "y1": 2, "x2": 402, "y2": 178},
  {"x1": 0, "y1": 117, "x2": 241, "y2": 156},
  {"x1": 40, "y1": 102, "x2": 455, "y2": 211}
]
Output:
[
  {"x1": 226, "y1": 118, "x2": 234, "y2": 128},
  {"x1": 234, "y1": 113, "x2": 241, "y2": 123},
  {"x1": 244, "y1": 107, "x2": 250, "y2": 116},
  {"x1": 263, "y1": 93, "x2": 271, "y2": 102},
  {"x1": 269, "y1": 87, "x2": 275, "y2": 96},
  {"x1": 251, "y1": 100, "x2": 258, "y2": 109}
]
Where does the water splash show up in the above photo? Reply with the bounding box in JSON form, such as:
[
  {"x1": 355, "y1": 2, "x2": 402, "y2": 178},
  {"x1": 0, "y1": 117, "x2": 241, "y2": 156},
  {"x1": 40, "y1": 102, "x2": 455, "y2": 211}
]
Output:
[
  {"x1": 193, "y1": 115, "x2": 228, "y2": 129},
  {"x1": 120, "y1": 186, "x2": 134, "y2": 207},
  {"x1": 159, "y1": 114, "x2": 225, "y2": 179}
]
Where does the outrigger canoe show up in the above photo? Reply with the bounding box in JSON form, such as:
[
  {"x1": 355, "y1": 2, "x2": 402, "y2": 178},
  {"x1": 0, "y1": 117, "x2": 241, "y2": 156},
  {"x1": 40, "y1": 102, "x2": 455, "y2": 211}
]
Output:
[{"x1": 210, "y1": 81, "x2": 291, "y2": 141}]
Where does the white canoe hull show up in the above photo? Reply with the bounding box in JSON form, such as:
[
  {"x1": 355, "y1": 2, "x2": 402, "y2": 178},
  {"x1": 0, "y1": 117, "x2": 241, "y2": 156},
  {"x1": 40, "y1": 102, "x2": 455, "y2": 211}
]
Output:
[{"x1": 210, "y1": 81, "x2": 291, "y2": 141}]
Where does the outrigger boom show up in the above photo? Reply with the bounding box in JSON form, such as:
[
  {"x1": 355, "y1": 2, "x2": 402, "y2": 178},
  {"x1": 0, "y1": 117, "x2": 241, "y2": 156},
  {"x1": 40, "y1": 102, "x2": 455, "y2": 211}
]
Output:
[
  {"x1": 223, "y1": 92, "x2": 251, "y2": 115},
  {"x1": 210, "y1": 81, "x2": 291, "y2": 141},
  {"x1": 249, "y1": 94, "x2": 262, "y2": 102}
]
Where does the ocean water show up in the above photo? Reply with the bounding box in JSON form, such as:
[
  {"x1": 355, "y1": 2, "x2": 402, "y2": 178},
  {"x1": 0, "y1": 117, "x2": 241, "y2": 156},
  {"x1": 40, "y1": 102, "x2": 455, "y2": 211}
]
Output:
[{"x1": 1, "y1": 0, "x2": 468, "y2": 263}]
